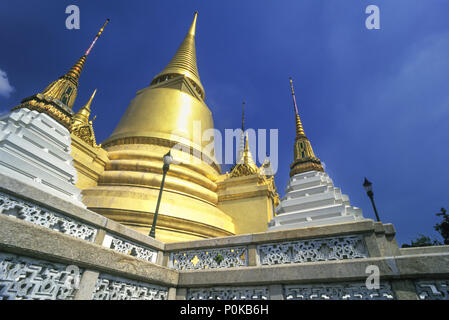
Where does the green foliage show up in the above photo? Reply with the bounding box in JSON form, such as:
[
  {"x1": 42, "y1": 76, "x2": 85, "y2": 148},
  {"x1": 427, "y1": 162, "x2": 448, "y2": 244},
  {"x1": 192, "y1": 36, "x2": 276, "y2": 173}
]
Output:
[
  {"x1": 434, "y1": 208, "x2": 449, "y2": 245},
  {"x1": 401, "y1": 234, "x2": 441, "y2": 248},
  {"x1": 213, "y1": 254, "x2": 224, "y2": 265},
  {"x1": 402, "y1": 207, "x2": 448, "y2": 248}
]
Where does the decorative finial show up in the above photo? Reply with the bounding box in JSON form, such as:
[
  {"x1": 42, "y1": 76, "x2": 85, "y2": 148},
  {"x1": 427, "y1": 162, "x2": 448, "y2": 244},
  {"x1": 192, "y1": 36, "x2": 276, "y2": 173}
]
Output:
[
  {"x1": 72, "y1": 89, "x2": 97, "y2": 125},
  {"x1": 65, "y1": 19, "x2": 110, "y2": 82},
  {"x1": 230, "y1": 131, "x2": 259, "y2": 177},
  {"x1": 288, "y1": 77, "x2": 324, "y2": 176},
  {"x1": 289, "y1": 77, "x2": 299, "y2": 115},
  {"x1": 71, "y1": 89, "x2": 99, "y2": 147},
  {"x1": 85, "y1": 19, "x2": 110, "y2": 56},
  {"x1": 289, "y1": 77, "x2": 305, "y2": 137},
  {"x1": 188, "y1": 12, "x2": 198, "y2": 37},
  {"x1": 153, "y1": 12, "x2": 204, "y2": 99},
  {"x1": 85, "y1": 89, "x2": 97, "y2": 111},
  {"x1": 242, "y1": 101, "x2": 245, "y2": 132}
]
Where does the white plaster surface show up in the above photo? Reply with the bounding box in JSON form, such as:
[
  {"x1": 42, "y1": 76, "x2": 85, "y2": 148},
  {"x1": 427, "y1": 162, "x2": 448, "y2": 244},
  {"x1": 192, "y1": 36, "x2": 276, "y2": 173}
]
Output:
[
  {"x1": 0, "y1": 108, "x2": 85, "y2": 207},
  {"x1": 268, "y1": 170, "x2": 364, "y2": 230}
]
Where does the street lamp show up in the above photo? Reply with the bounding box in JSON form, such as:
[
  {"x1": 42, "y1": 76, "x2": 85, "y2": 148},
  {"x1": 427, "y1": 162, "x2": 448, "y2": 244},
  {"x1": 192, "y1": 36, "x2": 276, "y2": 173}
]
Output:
[
  {"x1": 149, "y1": 150, "x2": 173, "y2": 238},
  {"x1": 363, "y1": 177, "x2": 380, "y2": 222}
]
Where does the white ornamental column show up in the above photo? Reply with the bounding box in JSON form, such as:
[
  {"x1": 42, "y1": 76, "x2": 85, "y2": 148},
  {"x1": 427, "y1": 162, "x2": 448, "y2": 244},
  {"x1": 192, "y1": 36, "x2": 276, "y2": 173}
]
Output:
[
  {"x1": 0, "y1": 108, "x2": 85, "y2": 207},
  {"x1": 267, "y1": 77, "x2": 365, "y2": 231},
  {"x1": 268, "y1": 170, "x2": 364, "y2": 231}
]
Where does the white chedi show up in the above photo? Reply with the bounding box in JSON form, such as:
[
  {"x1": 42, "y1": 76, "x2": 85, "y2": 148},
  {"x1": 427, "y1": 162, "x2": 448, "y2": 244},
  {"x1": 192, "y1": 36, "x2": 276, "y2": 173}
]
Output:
[
  {"x1": 0, "y1": 108, "x2": 85, "y2": 207},
  {"x1": 268, "y1": 170, "x2": 364, "y2": 231}
]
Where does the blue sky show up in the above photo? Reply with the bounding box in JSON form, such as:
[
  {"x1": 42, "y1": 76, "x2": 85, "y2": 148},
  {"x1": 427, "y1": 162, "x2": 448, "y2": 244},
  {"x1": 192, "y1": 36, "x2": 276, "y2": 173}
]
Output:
[{"x1": 1, "y1": 0, "x2": 448, "y2": 245}]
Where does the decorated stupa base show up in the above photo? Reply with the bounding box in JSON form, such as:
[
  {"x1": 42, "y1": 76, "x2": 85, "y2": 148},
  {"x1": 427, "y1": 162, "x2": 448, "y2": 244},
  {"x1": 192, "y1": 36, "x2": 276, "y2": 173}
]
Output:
[
  {"x1": 268, "y1": 170, "x2": 364, "y2": 231},
  {"x1": 0, "y1": 108, "x2": 85, "y2": 207}
]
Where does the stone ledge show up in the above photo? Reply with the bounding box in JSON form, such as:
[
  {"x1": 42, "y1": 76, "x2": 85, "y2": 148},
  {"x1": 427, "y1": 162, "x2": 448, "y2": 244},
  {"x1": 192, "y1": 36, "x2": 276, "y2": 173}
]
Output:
[
  {"x1": 177, "y1": 254, "x2": 449, "y2": 287},
  {"x1": 400, "y1": 245, "x2": 449, "y2": 256},
  {"x1": 165, "y1": 220, "x2": 381, "y2": 251},
  {"x1": 0, "y1": 173, "x2": 165, "y2": 251},
  {"x1": 0, "y1": 214, "x2": 178, "y2": 287}
]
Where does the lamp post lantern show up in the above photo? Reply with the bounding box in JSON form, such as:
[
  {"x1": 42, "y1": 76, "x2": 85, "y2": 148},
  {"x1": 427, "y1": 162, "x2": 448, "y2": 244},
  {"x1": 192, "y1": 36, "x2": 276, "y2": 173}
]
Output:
[
  {"x1": 149, "y1": 151, "x2": 173, "y2": 238},
  {"x1": 363, "y1": 177, "x2": 380, "y2": 222}
]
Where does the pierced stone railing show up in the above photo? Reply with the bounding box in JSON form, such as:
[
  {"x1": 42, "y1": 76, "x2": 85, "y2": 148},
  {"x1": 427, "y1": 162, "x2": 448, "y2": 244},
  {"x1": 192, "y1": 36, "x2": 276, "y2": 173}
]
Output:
[
  {"x1": 93, "y1": 274, "x2": 168, "y2": 300},
  {"x1": 0, "y1": 252, "x2": 83, "y2": 300},
  {"x1": 169, "y1": 247, "x2": 248, "y2": 270},
  {"x1": 415, "y1": 280, "x2": 449, "y2": 300},
  {"x1": 102, "y1": 233, "x2": 158, "y2": 264},
  {"x1": 0, "y1": 191, "x2": 97, "y2": 242},
  {"x1": 284, "y1": 282, "x2": 394, "y2": 300},
  {"x1": 257, "y1": 235, "x2": 369, "y2": 265},
  {"x1": 188, "y1": 286, "x2": 269, "y2": 300}
]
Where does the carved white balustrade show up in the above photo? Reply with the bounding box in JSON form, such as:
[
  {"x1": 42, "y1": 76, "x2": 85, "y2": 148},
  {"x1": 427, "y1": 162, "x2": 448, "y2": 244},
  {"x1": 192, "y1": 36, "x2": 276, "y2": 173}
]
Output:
[
  {"x1": 284, "y1": 282, "x2": 394, "y2": 300},
  {"x1": 0, "y1": 192, "x2": 97, "y2": 242},
  {"x1": 169, "y1": 247, "x2": 248, "y2": 270},
  {"x1": 102, "y1": 233, "x2": 158, "y2": 263},
  {"x1": 257, "y1": 235, "x2": 368, "y2": 265},
  {"x1": 188, "y1": 286, "x2": 269, "y2": 300},
  {"x1": 93, "y1": 274, "x2": 168, "y2": 300},
  {"x1": 0, "y1": 253, "x2": 82, "y2": 300},
  {"x1": 416, "y1": 280, "x2": 449, "y2": 300}
]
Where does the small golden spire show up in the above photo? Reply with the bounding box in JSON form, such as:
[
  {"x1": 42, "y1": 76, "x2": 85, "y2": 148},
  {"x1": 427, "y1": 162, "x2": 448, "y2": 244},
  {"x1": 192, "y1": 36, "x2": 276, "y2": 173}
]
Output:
[
  {"x1": 188, "y1": 11, "x2": 198, "y2": 37},
  {"x1": 70, "y1": 89, "x2": 99, "y2": 147},
  {"x1": 12, "y1": 20, "x2": 108, "y2": 128},
  {"x1": 72, "y1": 89, "x2": 97, "y2": 126},
  {"x1": 289, "y1": 77, "x2": 306, "y2": 137},
  {"x1": 231, "y1": 133, "x2": 259, "y2": 177},
  {"x1": 39, "y1": 19, "x2": 109, "y2": 110},
  {"x1": 65, "y1": 19, "x2": 110, "y2": 83},
  {"x1": 64, "y1": 56, "x2": 87, "y2": 83},
  {"x1": 288, "y1": 77, "x2": 323, "y2": 176},
  {"x1": 153, "y1": 12, "x2": 204, "y2": 98},
  {"x1": 241, "y1": 101, "x2": 245, "y2": 132},
  {"x1": 238, "y1": 101, "x2": 246, "y2": 159}
]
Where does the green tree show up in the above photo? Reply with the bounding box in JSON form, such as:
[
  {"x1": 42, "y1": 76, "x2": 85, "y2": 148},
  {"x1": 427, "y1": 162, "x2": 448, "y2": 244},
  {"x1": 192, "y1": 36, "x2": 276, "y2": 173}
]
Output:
[
  {"x1": 402, "y1": 234, "x2": 440, "y2": 248},
  {"x1": 434, "y1": 207, "x2": 449, "y2": 245},
  {"x1": 402, "y1": 207, "x2": 449, "y2": 248}
]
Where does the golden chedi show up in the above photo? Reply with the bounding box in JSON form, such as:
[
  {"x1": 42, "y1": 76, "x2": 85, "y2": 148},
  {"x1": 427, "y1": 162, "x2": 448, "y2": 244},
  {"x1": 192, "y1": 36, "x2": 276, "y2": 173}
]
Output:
[{"x1": 81, "y1": 13, "x2": 235, "y2": 242}]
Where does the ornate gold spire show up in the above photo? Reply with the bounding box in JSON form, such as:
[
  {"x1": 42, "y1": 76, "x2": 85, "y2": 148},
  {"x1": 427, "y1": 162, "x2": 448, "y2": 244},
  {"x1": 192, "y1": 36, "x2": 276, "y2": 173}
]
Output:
[
  {"x1": 151, "y1": 12, "x2": 204, "y2": 100},
  {"x1": 71, "y1": 89, "x2": 99, "y2": 147},
  {"x1": 288, "y1": 77, "x2": 323, "y2": 176},
  {"x1": 71, "y1": 89, "x2": 96, "y2": 127},
  {"x1": 231, "y1": 133, "x2": 259, "y2": 177},
  {"x1": 65, "y1": 55, "x2": 87, "y2": 83},
  {"x1": 237, "y1": 101, "x2": 246, "y2": 160},
  {"x1": 12, "y1": 19, "x2": 109, "y2": 128}
]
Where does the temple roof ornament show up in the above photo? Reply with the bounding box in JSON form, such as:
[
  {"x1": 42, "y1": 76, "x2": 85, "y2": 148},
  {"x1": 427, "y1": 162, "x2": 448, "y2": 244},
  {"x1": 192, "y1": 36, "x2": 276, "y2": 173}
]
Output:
[
  {"x1": 230, "y1": 134, "x2": 259, "y2": 178},
  {"x1": 12, "y1": 19, "x2": 109, "y2": 128},
  {"x1": 71, "y1": 89, "x2": 100, "y2": 148},
  {"x1": 288, "y1": 77, "x2": 324, "y2": 177},
  {"x1": 151, "y1": 12, "x2": 205, "y2": 100}
]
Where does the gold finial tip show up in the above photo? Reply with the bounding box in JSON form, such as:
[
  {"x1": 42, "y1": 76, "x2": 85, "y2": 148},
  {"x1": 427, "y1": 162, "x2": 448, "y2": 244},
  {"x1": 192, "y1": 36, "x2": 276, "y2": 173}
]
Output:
[{"x1": 188, "y1": 11, "x2": 198, "y2": 36}]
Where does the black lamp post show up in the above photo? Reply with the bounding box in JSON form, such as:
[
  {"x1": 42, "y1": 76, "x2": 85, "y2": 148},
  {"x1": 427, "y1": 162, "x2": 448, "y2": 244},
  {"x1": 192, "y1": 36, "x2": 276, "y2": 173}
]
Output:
[
  {"x1": 363, "y1": 177, "x2": 380, "y2": 222},
  {"x1": 149, "y1": 151, "x2": 173, "y2": 238}
]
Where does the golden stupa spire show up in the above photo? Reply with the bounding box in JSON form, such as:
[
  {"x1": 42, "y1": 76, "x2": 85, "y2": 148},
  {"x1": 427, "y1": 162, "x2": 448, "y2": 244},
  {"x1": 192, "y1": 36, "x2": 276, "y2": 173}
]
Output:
[
  {"x1": 288, "y1": 77, "x2": 324, "y2": 176},
  {"x1": 71, "y1": 89, "x2": 97, "y2": 127},
  {"x1": 289, "y1": 77, "x2": 306, "y2": 137},
  {"x1": 42, "y1": 19, "x2": 110, "y2": 107},
  {"x1": 231, "y1": 133, "x2": 259, "y2": 177},
  {"x1": 152, "y1": 12, "x2": 204, "y2": 99},
  {"x1": 71, "y1": 89, "x2": 99, "y2": 147},
  {"x1": 14, "y1": 19, "x2": 109, "y2": 129},
  {"x1": 237, "y1": 101, "x2": 246, "y2": 160}
]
